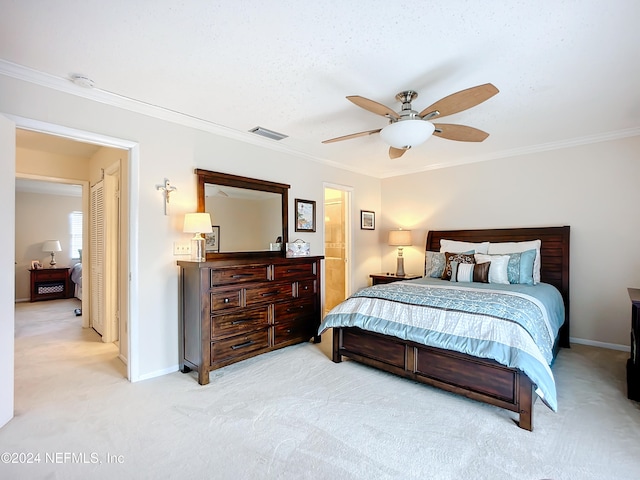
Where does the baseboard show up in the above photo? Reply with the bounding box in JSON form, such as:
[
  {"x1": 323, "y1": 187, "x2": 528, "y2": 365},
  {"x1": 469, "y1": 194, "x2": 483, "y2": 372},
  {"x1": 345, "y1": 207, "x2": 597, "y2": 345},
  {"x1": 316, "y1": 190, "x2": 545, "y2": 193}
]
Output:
[
  {"x1": 14, "y1": 298, "x2": 30, "y2": 303},
  {"x1": 570, "y1": 336, "x2": 629, "y2": 352},
  {"x1": 136, "y1": 364, "x2": 179, "y2": 382}
]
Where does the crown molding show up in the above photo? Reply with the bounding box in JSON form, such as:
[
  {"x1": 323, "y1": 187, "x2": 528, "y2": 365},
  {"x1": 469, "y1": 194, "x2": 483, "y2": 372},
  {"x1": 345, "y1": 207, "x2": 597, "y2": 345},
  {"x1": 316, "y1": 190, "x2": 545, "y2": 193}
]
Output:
[
  {"x1": 0, "y1": 59, "x2": 355, "y2": 173},
  {"x1": 3, "y1": 59, "x2": 638, "y2": 180},
  {"x1": 381, "y1": 127, "x2": 640, "y2": 178}
]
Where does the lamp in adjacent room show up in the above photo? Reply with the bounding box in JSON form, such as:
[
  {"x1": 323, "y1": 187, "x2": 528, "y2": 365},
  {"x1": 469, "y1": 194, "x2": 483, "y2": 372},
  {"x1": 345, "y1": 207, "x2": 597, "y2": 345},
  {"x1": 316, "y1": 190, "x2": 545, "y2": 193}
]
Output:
[
  {"x1": 42, "y1": 240, "x2": 62, "y2": 268},
  {"x1": 183, "y1": 213, "x2": 213, "y2": 262},
  {"x1": 388, "y1": 229, "x2": 412, "y2": 277}
]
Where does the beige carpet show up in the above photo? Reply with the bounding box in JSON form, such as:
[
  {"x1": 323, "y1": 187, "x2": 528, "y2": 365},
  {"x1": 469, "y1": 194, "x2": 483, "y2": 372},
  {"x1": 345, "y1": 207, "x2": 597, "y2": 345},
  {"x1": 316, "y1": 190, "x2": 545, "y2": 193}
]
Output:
[{"x1": 2, "y1": 299, "x2": 640, "y2": 480}]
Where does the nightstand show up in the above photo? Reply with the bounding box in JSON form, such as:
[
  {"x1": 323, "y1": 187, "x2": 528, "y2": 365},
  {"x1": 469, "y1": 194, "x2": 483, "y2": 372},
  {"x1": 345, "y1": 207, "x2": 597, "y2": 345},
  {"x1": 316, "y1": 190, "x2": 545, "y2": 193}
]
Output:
[
  {"x1": 30, "y1": 267, "x2": 71, "y2": 302},
  {"x1": 370, "y1": 273, "x2": 422, "y2": 285}
]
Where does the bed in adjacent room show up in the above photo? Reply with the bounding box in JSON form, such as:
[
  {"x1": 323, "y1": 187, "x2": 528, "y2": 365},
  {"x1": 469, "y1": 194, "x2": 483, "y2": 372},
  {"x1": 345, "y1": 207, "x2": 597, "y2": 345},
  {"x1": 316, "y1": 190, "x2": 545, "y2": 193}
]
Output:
[
  {"x1": 70, "y1": 261, "x2": 82, "y2": 300},
  {"x1": 319, "y1": 226, "x2": 570, "y2": 431}
]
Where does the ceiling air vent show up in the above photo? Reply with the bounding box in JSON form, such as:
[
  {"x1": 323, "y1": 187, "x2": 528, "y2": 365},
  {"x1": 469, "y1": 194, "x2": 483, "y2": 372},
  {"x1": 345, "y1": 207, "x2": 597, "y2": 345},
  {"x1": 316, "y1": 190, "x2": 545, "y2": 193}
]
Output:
[{"x1": 249, "y1": 126, "x2": 288, "y2": 141}]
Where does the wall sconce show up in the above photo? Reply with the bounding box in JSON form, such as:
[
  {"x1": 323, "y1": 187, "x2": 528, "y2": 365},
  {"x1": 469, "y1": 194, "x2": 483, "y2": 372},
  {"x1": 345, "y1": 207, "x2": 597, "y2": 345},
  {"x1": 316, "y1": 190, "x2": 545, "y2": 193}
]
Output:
[
  {"x1": 42, "y1": 240, "x2": 62, "y2": 268},
  {"x1": 183, "y1": 213, "x2": 213, "y2": 262},
  {"x1": 156, "y1": 178, "x2": 177, "y2": 216},
  {"x1": 388, "y1": 229, "x2": 412, "y2": 277}
]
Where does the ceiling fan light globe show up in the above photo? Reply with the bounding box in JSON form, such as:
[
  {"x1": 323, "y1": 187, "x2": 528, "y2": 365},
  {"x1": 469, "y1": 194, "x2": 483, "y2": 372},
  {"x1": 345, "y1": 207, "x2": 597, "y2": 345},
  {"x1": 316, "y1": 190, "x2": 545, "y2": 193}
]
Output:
[{"x1": 380, "y1": 120, "x2": 435, "y2": 149}]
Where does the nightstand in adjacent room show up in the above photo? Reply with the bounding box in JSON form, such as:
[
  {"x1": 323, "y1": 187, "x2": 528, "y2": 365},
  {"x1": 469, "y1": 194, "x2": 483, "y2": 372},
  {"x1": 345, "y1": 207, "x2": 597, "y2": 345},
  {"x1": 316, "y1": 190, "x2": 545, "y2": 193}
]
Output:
[
  {"x1": 628, "y1": 288, "x2": 640, "y2": 401},
  {"x1": 30, "y1": 267, "x2": 71, "y2": 302},
  {"x1": 370, "y1": 273, "x2": 422, "y2": 286}
]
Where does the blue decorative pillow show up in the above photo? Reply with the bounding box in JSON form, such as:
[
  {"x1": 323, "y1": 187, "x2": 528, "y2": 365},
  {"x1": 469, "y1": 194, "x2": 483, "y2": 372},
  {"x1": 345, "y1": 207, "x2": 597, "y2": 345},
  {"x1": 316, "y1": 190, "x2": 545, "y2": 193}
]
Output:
[
  {"x1": 507, "y1": 253, "x2": 521, "y2": 284},
  {"x1": 504, "y1": 249, "x2": 536, "y2": 285},
  {"x1": 424, "y1": 251, "x2": 446, "y2": 278},
  {"x1": 517, "y1": 249, "x2": 536, "y2": 285}
]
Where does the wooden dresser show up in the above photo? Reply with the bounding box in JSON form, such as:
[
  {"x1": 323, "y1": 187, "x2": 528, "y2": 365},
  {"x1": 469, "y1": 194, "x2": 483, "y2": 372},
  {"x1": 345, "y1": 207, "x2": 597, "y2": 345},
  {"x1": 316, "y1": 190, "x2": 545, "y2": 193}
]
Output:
[{"x1": 178, "y1": 256, "x2": 323, "y2": 384}]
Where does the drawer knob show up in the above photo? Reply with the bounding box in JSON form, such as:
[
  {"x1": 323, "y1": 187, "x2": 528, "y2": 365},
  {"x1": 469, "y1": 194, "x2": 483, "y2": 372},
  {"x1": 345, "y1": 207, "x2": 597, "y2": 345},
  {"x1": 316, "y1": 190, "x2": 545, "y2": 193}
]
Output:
[{"x1": 223, "y1": 298, "x2": 230, "y2": 304}]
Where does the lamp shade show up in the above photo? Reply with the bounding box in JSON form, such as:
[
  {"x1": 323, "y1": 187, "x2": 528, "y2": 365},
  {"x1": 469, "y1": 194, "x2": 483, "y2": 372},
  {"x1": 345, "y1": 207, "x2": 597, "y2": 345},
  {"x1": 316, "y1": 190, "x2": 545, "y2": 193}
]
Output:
[
  {"x1": 183, "y1": 213, "x2": 213, "y2": 234},
  {"x1": 42, "y1": 240, "x2": 62, "y2": 252},
  {"x1": 380, "y1": 120, "x2": 435, "y2": 149},
  {"x1": 388, "y1": 229, "x2": 412, "y2": 247}
]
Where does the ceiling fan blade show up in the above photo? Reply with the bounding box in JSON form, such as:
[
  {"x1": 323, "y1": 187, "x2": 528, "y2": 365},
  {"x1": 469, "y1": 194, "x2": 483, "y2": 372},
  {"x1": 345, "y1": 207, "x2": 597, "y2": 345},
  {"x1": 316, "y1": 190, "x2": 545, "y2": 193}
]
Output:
[
  {"x1": 419, "y1": 83, "x2": 499, "y2": 119},
  {"x1": 389, "y1": 146, "x2": 409, "y2": 159},
  {"x1": 322, "y1": 128, "x2": 382, "y2": 144},
  {"x1": 347, "y1": 96, "x2": 401, "y2": 119},
  {"x1": 433, "y1": 124, "x2": 490, "y2": 142}
]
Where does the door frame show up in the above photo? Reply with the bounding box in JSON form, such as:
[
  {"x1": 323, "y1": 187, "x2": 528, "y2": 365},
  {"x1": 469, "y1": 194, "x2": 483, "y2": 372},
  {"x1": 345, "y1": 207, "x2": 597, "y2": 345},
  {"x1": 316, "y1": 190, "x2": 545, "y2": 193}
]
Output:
[
  {"x1": 15, "y1": 173, "x2": 90, "y2": 325},
  {"x1": 7, "y1": 113, "x2": 140, "y2": 383},
  {"x1": 323, "y1": 183, "x2": 353, "y2": 304}
]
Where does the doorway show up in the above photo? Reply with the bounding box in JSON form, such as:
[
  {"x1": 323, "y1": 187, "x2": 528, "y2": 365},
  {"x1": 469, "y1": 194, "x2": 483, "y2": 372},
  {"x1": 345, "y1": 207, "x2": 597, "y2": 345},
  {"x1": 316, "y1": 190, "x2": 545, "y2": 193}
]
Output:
[
  {"x1": 323, "y1": 185, "x2": 351, "y2": 314},
  {"x1": 8, "y1": 116, "x2": 138, "y2": 381}
]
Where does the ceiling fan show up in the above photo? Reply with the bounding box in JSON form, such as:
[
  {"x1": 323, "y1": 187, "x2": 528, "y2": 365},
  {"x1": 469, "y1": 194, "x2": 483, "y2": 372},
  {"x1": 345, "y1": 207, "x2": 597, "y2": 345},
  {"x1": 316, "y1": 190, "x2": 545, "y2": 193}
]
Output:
[{"x1": 322, "y1": 83, "x2": 499, "y2": 159}]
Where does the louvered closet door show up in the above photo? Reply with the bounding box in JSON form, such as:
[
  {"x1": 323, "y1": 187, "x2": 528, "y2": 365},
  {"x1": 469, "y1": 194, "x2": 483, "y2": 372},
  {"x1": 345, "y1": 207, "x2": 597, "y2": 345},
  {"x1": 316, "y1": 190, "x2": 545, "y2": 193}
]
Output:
[{"x1": 90, "y1": 181, "x2": 105, "y2": 336}]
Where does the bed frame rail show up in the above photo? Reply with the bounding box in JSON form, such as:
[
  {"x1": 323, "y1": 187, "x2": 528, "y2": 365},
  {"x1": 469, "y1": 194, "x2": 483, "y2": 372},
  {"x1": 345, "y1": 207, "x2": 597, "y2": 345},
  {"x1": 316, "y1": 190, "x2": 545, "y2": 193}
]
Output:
[{"x1": 333, "y1": 327, "x2": 534, "y2": 430}]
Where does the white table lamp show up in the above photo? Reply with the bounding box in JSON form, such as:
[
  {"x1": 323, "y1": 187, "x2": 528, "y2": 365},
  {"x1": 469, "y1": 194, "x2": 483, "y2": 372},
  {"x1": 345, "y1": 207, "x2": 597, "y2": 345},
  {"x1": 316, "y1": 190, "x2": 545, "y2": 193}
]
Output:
[
  {"x1": 42, "y1": 240, "x2": 62, "y2": 267},
  {"x1": 183, "y1": 213, "x2": 213, "y2": 262},
  {"x1": 388, "y1": 229, "x2": 412, "y2": 277}
]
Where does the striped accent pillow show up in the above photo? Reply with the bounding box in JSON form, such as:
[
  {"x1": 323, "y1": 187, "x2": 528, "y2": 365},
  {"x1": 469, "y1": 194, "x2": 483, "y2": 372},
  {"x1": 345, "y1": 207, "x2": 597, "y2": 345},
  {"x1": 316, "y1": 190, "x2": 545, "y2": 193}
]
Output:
[{"x1": 450, "y1": 261, "x2": 490, "y2": 283}]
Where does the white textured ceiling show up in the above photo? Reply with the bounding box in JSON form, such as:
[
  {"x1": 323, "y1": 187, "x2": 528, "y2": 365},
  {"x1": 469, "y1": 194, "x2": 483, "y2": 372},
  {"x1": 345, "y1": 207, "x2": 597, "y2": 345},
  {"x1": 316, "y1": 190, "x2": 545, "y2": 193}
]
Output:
[{"x1": 1, "y1": 0, "x2": 639, "y2": 178}]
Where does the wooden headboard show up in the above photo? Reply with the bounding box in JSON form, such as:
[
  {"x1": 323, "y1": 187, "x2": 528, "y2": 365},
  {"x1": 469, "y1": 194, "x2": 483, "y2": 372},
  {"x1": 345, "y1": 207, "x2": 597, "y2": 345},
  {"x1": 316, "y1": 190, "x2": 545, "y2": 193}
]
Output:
[{"x1": 426, "y1": 226, "x2": 570, "y2": 348}]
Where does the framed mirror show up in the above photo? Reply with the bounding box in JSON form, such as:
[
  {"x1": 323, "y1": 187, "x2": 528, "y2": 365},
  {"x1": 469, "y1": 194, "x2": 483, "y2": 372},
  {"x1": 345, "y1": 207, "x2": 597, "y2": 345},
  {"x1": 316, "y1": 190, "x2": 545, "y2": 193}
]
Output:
[{"x1": 196, "y1": 169, "x2": 289, "y2": 259}]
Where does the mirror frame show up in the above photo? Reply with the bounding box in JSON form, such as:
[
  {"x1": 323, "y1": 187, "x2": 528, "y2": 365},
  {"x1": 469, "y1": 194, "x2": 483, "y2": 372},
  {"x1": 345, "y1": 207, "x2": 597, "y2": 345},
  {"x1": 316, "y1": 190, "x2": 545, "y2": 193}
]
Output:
[{"x1": 196, "y1": 169, "x2": 290, "y2": 259}]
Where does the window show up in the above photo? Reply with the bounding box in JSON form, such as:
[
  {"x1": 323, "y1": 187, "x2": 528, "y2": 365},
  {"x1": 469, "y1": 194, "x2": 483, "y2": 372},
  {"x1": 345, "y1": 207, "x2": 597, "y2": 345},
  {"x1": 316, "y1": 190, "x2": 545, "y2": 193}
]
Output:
[{"x1": 70, "y1": 211, "x2": 83, "y2": 260}]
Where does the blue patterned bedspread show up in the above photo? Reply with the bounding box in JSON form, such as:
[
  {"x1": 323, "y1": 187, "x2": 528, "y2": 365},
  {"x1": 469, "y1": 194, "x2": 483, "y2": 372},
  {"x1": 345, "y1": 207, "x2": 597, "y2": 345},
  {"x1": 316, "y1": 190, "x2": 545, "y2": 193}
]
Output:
[{"x1": 319, "y1": 277, "x2": 565, "y2": 411}]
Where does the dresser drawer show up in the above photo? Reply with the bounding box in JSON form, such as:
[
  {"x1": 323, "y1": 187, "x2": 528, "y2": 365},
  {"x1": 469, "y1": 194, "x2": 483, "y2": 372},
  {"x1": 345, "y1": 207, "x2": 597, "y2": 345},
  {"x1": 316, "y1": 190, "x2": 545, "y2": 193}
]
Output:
[
  {"x1": 211, "y1": 307, "x2": 269, "y2": 340},
  {"x1": 210, "y1": 265, "x2": 268, "y2": 286},
  {"x1": 273, "y1": 317, "x2": 315, "y2": 346},
  {"x1": 210, "y1": 287, "x2": 242, "y2": 311},
  {"x1": 274, "y1": 297, "x2": 316, "y2": 323},
  {"x1": 296, "y1": 279, "x2": 316, "y2": 298},
  {"x1": 273, "y1": 262, "x2": 317, "y2": 281},
  {"x1": 245, "y1": 282, "x2": 293, "y2": 306},
  {"x1": 33, "y1": 269, "x2": 68, "y2": 281},
  {"x1": 211, "y1": 329, "x2": 269, "y2": 364}
]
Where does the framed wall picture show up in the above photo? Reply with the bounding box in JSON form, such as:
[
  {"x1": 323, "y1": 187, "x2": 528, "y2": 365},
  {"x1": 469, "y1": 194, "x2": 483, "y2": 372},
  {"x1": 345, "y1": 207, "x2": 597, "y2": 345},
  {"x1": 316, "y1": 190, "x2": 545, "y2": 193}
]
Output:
[
  {"x1": 361, "y1": 210, "x2": 375, "y2": 230},
  {"x1": 205, "y1": 225, "x2": 220, "y2": 252},
  {"x1": 295, "y1": 199, "x2": 316, "y2": 232}
]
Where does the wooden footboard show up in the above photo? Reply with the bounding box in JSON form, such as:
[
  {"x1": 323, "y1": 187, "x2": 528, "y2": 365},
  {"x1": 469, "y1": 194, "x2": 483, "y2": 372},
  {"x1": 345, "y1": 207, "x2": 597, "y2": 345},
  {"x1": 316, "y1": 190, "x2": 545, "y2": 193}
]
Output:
[{"x1": 332, "y1": 326, "x2": 534, "y2": 431}]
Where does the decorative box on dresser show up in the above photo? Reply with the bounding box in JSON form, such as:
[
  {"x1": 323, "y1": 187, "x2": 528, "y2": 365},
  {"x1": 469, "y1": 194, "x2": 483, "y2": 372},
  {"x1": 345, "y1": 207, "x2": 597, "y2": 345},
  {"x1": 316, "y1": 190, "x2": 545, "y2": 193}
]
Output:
[{"x1": 178, "y1": 255, "x2": 323, "y2": 385}]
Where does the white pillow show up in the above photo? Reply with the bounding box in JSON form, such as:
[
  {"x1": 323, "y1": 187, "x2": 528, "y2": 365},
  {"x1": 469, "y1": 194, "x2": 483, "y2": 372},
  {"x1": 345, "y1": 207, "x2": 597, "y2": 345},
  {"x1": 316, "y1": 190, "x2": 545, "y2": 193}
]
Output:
[
  {"x1": 474, "y1": 253, "x2": 510, "y2": 284},
  {"x1": 487, "y1": 240, "x2": 542, "y2": 284},
  {"x1": 440, "y1": 239, "x2": 489, "y2": 254}
]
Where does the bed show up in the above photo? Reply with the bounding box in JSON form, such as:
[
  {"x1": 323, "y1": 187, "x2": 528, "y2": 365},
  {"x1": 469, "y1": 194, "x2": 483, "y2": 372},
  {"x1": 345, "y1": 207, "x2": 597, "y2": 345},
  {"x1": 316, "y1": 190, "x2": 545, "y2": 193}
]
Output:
[
  {"x1": 319, "y1": 226, "x2": 570, "y2": 431},
  {"x1": 70, "y1": 262, "x2": 82, "y2": 300}
]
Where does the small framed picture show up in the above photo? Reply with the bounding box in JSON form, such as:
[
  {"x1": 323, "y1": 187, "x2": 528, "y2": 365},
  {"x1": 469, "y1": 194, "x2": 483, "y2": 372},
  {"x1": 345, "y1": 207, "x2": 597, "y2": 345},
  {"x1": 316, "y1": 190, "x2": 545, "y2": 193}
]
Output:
[
  {"x1": 205, "y1": 226, "x2": 220, "y2": 252},
  {"x1": 30, "y1": 260, "x2": 43, "y2": 270},
  {"x1": 295, "y1": 199, "x2": 316, "y2": 232},
  {"x1": 361, "y1": 210, "x2": 375, "y2": 230}
]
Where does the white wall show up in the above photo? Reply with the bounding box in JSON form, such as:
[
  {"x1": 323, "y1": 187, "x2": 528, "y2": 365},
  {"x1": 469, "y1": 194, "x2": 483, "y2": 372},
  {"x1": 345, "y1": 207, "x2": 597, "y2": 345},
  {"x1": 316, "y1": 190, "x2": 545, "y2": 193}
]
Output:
[
  {"x1": 0, "y1": 115, "x2": 15, "y2": 428},
  {"x1": 381, "y1": 136, "x2": 640, "y2": 348},
  {"x1": 0, "y1": 74, "x2": 381, "y2": 381},
  {"x1": 15, "y1": 190, "x2": 82, "y2": 300}
]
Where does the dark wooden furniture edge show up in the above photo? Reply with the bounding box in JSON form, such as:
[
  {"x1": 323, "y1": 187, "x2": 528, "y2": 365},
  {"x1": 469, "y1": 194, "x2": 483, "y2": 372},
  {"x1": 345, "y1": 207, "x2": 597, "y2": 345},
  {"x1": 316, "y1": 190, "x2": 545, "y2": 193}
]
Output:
[{"x1": 332, "y1": 226, "x2": 570, "y2": 431}]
